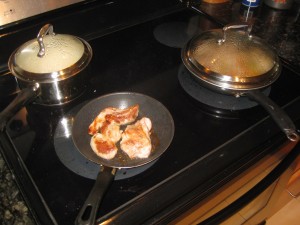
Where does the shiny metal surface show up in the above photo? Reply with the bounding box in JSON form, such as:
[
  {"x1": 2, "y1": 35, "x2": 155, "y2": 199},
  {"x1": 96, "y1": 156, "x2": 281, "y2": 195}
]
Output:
[
  {"x1": 16, "y1": 68, "x2": 89, "y2": 105},
  {"x1": 37, "y1": 24, "x2": 55, "y2": 57},
  {"x1": 0, "y1": 0, "x2": 84, "y2": 26},
  {"x1": 8, "y1": 24, "x2": 92, "y2": 82},
  {"x1": 181, "y1": 26, "x2": 299, "y2": 142},
  {"x1": 181, "y1": 28, "x2": 281, "y2": 92},
  {"x1": 9, "y1": 37, "x2": 92, "y2": 82}
]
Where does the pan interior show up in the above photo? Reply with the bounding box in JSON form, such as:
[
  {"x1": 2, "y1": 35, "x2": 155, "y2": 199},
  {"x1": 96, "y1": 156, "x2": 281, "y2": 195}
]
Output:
[{"x1": 72, "y1": 92, "x2": 175, "y2": 169}]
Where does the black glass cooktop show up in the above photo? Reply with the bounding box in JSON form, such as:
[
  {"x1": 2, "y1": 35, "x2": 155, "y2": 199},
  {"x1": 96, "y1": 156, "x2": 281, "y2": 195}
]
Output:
[{"x1": 2, "y1": 8, "x2": 300, "y2": 225}]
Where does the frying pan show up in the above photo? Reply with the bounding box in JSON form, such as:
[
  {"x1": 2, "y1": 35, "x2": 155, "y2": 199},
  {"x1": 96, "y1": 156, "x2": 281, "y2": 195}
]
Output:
[
  {"x1": 181, "y1": 23, "x2": 299, "y2": 142},
  {"x1": 72, "y1": 92, "x2": 175, "y2": 225}
]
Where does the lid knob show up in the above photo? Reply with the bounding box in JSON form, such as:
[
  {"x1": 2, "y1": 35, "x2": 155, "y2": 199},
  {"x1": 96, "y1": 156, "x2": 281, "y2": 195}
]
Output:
[
  {"x1": 218, "y1": 23, "x2": 252, "y2": 44},
  {"x1": 37, "y1": 24, "x2": 55, "y2": 57}
]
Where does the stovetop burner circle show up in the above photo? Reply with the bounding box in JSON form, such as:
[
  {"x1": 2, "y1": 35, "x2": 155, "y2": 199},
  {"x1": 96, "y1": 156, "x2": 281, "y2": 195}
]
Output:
[{"x1": 153, "y1": 21, "x2": 198, "y2": 48}]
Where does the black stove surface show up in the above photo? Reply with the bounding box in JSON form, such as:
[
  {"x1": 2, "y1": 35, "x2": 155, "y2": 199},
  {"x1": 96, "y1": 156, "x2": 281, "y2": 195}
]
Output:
[{"x1": 2, "y1": 8, "x2": 300, "y2": 225}]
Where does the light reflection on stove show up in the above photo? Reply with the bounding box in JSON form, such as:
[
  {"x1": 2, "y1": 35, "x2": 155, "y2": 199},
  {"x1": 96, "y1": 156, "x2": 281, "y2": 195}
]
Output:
[
  {"x1": 60, "y1": 117, "x2": 73, "y2": 138},
  {"x1": 55, "y1": 116, "x2": 73, "y2": 139}
]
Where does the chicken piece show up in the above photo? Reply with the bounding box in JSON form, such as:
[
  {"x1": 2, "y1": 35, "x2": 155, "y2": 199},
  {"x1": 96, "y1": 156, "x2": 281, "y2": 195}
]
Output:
[
  {"x1": 120, "y1": 117, "x2": 152, "y2": 159},
  {"x1": 88, "y1": 107, "x2": 115, "y2": 135},
  {"x1": 104, "y1": 104, "x2": 139, "y2": 125},
  {"x1": 100, "y1": 121, "x2": 122, "y2": 143},
  {"x1": 88, "y1": 105, "x2": 139, "y2": 135},
  {"x1": 89, "y1": 105, "x2": 139, "y2": 160},
  {"x1": 90, "y1": 133, "x2": 118, "y2": 160}
]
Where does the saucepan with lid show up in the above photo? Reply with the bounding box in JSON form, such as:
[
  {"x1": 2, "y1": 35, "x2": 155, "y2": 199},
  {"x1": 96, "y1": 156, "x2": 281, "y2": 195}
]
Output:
[
  {"x1": 182, "y1": 23, "x2": 299, "y2": 142},
  {"x1": 0, "y1": 24, "x2": 92, "y2": 131}
]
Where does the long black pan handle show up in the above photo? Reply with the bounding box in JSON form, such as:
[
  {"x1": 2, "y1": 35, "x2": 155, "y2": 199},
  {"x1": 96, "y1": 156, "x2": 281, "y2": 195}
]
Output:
[
  {"x1": 247, "y1": 90, "x2": 299, "y2": 142},
  {"x1": 75, "y1": 166, "x2": 117, "y2": 225},
  {"x1": 0, "y1": 83, "x2": 40, "y2": 132}
]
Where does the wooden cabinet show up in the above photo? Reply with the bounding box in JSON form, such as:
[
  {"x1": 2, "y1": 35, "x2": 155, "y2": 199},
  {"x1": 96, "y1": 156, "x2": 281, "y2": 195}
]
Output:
[{"x1": 171, "y1": 141, "x2": 300, "y2": 225}]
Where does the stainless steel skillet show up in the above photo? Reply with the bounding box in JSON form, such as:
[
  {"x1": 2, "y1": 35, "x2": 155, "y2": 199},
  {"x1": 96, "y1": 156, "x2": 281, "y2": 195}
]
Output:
[
  {"x1": 72, "y1": 92, "x2": 174, "y2": 225},
  {"x1": 181, "y1": 23, "x2": 299, "y2": 142}
]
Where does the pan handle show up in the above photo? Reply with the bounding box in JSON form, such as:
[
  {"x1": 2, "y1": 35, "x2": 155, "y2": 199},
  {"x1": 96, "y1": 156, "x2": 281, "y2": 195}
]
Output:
[
  {"x1": 75, "y1": 166, "x2": 117, "y2": 225},
  {"x1": 247, "y1": 90, "x2": 299, "y2": 142},
  {"x1": 0, "y1": 83, "x2": 40, "y2": 132}
]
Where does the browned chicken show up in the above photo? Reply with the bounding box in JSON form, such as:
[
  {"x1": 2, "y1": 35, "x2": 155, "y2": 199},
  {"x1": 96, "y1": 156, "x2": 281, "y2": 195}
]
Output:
[
  {"x1": 105, "y1": 104, "x2": 139, "y2": 125},
  {"x1": 90, "y1": 133, "x2": 118, "y2": 160},
  {"x1": 89, "y1": 104, "x2": 140, "y2": 160},
  {"x1": 100, "y1": 121, "x2": 122, "y2": 143},
  {"x1": 88, "y1": 104, "x2": 139, "y2": 135},
  {"x1": 120, "y1": 117, "x2": 152, "y2": 159}
]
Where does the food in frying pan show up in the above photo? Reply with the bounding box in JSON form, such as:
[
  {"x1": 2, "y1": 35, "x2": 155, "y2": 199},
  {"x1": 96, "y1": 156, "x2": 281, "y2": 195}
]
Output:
[
  {"x1": 88, "y1": 104, "x2": 154, "y2": 160},
  {"x1": 89, "y1": 105, "x2": 139, "y2": 159},
  {"x1": 100, "y1": 121, "x2": 122, "y2": 143},
  {"x1": 90, "y1": 133, "x2": 118, "y2": 159},
  {"x1": 88, "y1": 104, "x2": 139, "y2": 135},
  {"x1": 120, "y1": 117, "x2": 152, "y2": 159}
]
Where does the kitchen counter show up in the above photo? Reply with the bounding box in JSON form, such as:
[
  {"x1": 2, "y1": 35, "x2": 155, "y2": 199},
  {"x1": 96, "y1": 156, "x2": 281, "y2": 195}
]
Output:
[
  {"x1": 0, "y1": 0, "x2": 300, "y2": 224},
  {"x1": 0, "y1": 151, "x2": 35, "y2": 224}
]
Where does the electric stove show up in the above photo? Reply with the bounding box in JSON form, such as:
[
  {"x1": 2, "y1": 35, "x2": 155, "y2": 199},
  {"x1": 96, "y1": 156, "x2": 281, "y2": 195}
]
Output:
[{"x1": 0, "y1": 1, "x2": 300, "y2": 224}]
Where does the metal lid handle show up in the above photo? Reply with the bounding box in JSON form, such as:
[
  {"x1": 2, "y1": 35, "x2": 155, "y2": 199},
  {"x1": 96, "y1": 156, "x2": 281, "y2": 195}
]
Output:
[
  {"x1": 219, "y1": 23, "x2": 252, "y2": 44},
  {"x1": 37, "y1": 24, "x2": 55, "y2": 57}
]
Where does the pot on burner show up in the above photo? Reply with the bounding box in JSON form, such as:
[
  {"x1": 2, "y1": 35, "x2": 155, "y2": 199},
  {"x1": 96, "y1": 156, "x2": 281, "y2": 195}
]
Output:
[
  {"x1": 0, "y1": 24, "x2": 92, "y2": 131},
  {"x1": 182, "y1": 23, "x2": 299, "y2": 142}
]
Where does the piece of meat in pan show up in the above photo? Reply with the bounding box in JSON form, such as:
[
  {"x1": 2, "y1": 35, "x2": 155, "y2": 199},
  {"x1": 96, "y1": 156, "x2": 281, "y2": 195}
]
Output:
[
  {"x1": 100, "y1": 121, "x2": 122, "y2": 143},
  {"x1": 88, "y1": 104, "x2": 139, "y2": 135},
  {"x1": 90, "y1": 133, "x2": 118, "y2": 160},
  {"x1": 120, "y1": 117, "x2": 152, "y2": 159}
]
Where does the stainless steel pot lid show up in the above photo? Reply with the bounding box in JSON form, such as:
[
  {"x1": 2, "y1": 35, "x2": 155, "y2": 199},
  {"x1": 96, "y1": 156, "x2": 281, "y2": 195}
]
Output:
[
  {"x1": 8, "y1": 24, "x2": 92, "y2": 83},
  {"x1": 182, "y1": 23, "x2": 281, "y2": 90}
]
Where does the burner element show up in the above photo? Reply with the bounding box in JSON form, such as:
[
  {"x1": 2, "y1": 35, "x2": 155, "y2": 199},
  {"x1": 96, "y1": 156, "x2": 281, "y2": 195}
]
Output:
[
  {"x1": 153, "y1": 21, "x2": 198, "y2": 48},
  {"x1": 54, "y1": 103, "x2": 156, "y2": 180},
  {"x1": 178, "y1": 65, "x2": 271, "y2": 110}
]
